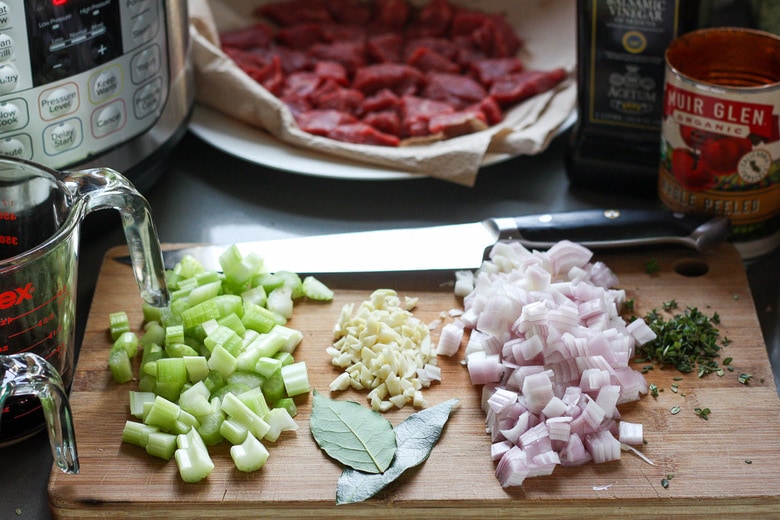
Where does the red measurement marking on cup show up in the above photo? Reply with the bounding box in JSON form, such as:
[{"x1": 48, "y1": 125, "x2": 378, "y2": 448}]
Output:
[{"x1": 17, "y1": 324, "x2": 63, "y2": 353}]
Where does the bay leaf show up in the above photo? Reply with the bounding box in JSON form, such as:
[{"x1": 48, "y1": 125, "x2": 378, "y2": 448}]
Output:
[
  {"x1": 310, "y1": 389, "x2": 397, "y2": 474},
  {"x1": 336, "y1": 398, "x2": 460, "y2": 505}
]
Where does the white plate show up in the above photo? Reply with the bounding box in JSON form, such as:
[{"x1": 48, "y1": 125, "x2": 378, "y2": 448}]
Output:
[{"x1": 188, "y1": 104, "x2": 541, "y2": 181}]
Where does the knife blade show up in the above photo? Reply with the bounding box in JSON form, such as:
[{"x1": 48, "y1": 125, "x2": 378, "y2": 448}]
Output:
[{"x1": 118, "y1": 209, "x2": 728, "y2": 274}]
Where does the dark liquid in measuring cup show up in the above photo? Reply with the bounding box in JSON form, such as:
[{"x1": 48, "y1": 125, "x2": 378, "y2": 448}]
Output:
[{"x1": 0, "y1": 174, "x2": 74, "y2": 445}]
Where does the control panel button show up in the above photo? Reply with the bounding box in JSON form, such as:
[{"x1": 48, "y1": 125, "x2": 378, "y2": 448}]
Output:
[
  {"x1": 89, "y1": 66, "x2": 122, "y2": 103},
  {"x1": 130, "y1": 44, "x2": 161, "y2": 85},
  {"x1": 0, "y1": 62, "x2": 18, "y2": 94},
  {"x1": 127, "y1": 0, "x2": 151, "y2": 15},
  {"x1": 39, "y1": 84, "x2": 79, "y2": 120},
  {"x1": 0, "y1": 33, "x2": 13, "y2": 61},
  {"x1": 43, "y1": 119, "x2": 82, "y2": 155},
  {"x1": 0, "y1": 100, "x2": 23, "y2": 132},
  {"x1": 130, "y1": 9, "x2": 159, "y2": 47},
  {"x1": 0, "y1": 134, "x2": 32, "y2": 159},
  {"x1": 0, "y1": 3, "x2": 9, "y2": 30},
  {"x1": 91, "y1": 100, "x2": 125, "y2": 138},
  {"x1": 133, "y1": 77, "x2": 162, "y2": 119}
]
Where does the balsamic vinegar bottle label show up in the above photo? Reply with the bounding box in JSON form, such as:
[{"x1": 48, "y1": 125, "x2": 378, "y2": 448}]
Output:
[{"x1": 587, "y1": 0, "x2": 684, "y2": 130}]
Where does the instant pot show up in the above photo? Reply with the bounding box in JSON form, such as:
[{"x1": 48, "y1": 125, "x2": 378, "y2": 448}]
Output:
[{"x1": 0, "y1": 0, "x2": 193, "y2": 192}]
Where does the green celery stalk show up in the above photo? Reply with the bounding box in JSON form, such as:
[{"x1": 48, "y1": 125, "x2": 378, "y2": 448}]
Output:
[
  {"x1": 109, "y1": 311, "x2": 131, "y2": 340},
  {"x1": 175, "y1": 428, "x2": 214, "y2": 483},
  {"x1": 280, "y1": 361, "x2": 310, "y2": 397},
  {"x1": 146, "y1": 431, "x2": 178, "y2": 460},
  {"x1": 230, "y1": 432, "x2": 269, "y2": 472},
  {"x1": 262, "y1": 407, "x2": 298, "y2": 442}
]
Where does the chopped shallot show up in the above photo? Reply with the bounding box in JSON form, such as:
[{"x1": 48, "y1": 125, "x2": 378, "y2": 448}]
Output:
[{"x1": 452, "y1": 240, "x2": 653, "y2": 487}]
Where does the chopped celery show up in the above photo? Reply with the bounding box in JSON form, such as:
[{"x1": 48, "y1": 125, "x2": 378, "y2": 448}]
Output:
[
  {"x1": 241, "y1": 302, "x2": 281, "y2": 333},
  {"x1": 237, "y1": 387, "x2": 270, "y2": 418},
  {"x1": 270, "y1": 325, "x2": 303, "y2": 353},
  {"x1": 179, "y1": 382, "x2": 213, "y2": 417},
  {"x1": 155, "y1": 357, "x2": 188, "y2": 401},
  {"x1": 109, "y1": 311, "x2": 131, "y2": 340},
  {"x1": 109, "y1": 348, "x2": 133, "y2": 384},
  {"x1": 181, "y1": 299, "x2": 221, "y2": 329},
  {"x1": 165, "y1": 343, "x2": 199, "y2": 358},
  {"x1": 204, "y1": 324, "x2": 243, "y2": 356},
  {"x1": 196, "y1": 404, "x2": 225, "y2": 446},
  {"x1": 144, "y1": 395, "x2": 182, "y2": 432},
  {"x1": 218, "y1": 312, "x2": 247, "y2": 336},
  {"x1": 281, "y1": 361, "x2": 310, "y2": 397},
  {"x1": 175, "y1": 428, "x2": 214, "y2": 483},
  {"x1": 129, "y1": 391, "x2": 156, "y2": 419},
  {"x1": 266, "y1": 287, "x2": 294, "y2": 319},
  {"x1": 141, "y1": 322, "x2": 166, "y2": 348},
  {"x1": 165, "y1": 325, "x2": 185, "y2": 346},
  {"x1": 220, "y1": 417, "x2": 248, "y2": 445},
  {"x1": 122, "y1": 420, "x2": 158, "y2": 448},
  {"x1": 182, "y1": 356, "x2": 210, "y2": 383},
  {"x1": 261, "y1": 369, "x2": 286, "y2": 404},
  {"x1": 186, "y1": 280, "x2": 222, "y2": 307},
  {"x1": 255, "y1": 356, "x2": 283, "y2": 378},
  {"x1": 274, "y1": 397, "x2": 298, "y2": 418},
  {"x1": 113, "y1": 331, "x2": 139, "y2": 359},
  {"x1": 274, "y1": 270, "x2": 304, "y2": 299},
  {"x1": 221, "y1": 392, "x2": 270, "y2": 440},
  {"x1": 146, "y1": 431, "x2": 178, "y2": 460},
  {"x1": 227, "y1": 371, "x2": 265, "y2": 390},
  {"x1": 230, "y1": 433, "x2": 269, "y2": 472},
  {"x1": 213, "y1": 294, "x2": 243, "y2": 318},
  {"x1": 273, "y1": 351, "x2": 294, "y2": 367},
  {"x1": 263, "y1": 407, "x2": 298, "y2": 442},
  {"x1": 207, "y1": 345, "x2": 237, "y2": 379},
  {"x1": 302, "y1": 276, "x2": 334, "y2": 301}
]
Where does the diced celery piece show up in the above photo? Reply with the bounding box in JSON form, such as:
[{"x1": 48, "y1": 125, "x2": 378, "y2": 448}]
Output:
[
  {"x1": 179, "y1": 382, "x2": 213, "y2": 416},
  {"x1": 255, "y1": 356, "x2": 282, "y2": 378},
  {"x1": 208, "y1": 345, "x2": 238, "y2": 379},
  {"x1": 214, "y1": 295, "x2": 243, "y2": 318},
  {"x1": 165, "y1": 325, "x2": 185, "y2": 347},
  {"x1": 218, "y1": 313, "x2": 247, "y2": 336},
  {"x1": 182, "y1": 356, "x2": 210, "y2": 383},
  {"x1": 181, "y1": 299, "x2": 220, "y2": 329},
  {"x1": 109, "y1": 348, "x2": 133, "y2": 384},
  {"x1": 220, "y1": 417, "x2": 248, "y2": 445},
  {"x1": 270, "y1": 325, "x2": 303, "y2": 353},
  {"x1": 129, "y1": 391, "x2": 156, "y2": 419},
  {"x1": 141, "y1": 322, "x2": 166, "y2": 348},
  {"x1": 155, "y1": 357, "x2": 188, "y2": 401},
  {"x1": 204, "y1": 325, "x2": 242, "y2": 356},
  {"x1": 237, "y1": 387, "x2": 270, "y2": 418},
  {"x1": 138, "y1": 373, "x2": 156, "y2": 393},
  {"x1": 142, "y1": 302, "x2": 168, "y2": 324},
  {"x1": 263, "y1": 407, "x2": 298, "y2": 442},
  {"x1": 241, "y1": 286, "x2": 266, "y2": 307},
  {"x1": 220, "y1": 392, "x2": 270, "y2": 440},
  {"x1": 212, "y1": 382, "x2": 251, "y2": 401},
  {"x1": 230, "y1": 433, "x2": 269, "y2": 472},
  {"x1": 197, "y1": 408, "x2": 225, "y2": 446},
  {"x1": 242, "y1": 302, "x2": 283, "y2": 333},
  {"x1": 266, "y1": 287, "x2": 293, "y2": 319},
  {"x1": 274, "y1": 397, "x2": 298, "y2": 418},
  {"x1": 273, "y1": 351, "x2": 294, "y2": 367},
  {"x1": 109, "y1": 311, "x2": 131, "y2": 340},
  {"x1": 280, "y1": 361, "x2": 309, "y2": 397},
  {"x1": 121, "y1": 420, "x2": 158, "y2": 448},
  {"x1": 146, "y1": 431, "x2": 178, "y2": 460},
  {"x1": 274, "y1": 270, "x2": 303, "y2": 299},
  {"x1": 165, "y1": 343, "x2": 199, "y2": 358},
  {"x1": 302, "y1": 276, "x2": 334, "y2": 301},
  {"x1": 187, "y1": 280, "x2": 222, "y2": 308},
  {"x1": 175, "y1": 428, "x2": 214, "y2": 483},
  {"x1": 203, "y1": 370, "x2": 225, "y2": 395},
  {"x1": 219, "y1": 245, "x2": 263, "y2": 286},
  {"x1": 262, "y1": 369, "x2": 285, "y2": 404},
  {"x1": 113, "y1": 331, "x2": 139, "y2": 359},
  {"x1": 144, "y1": 396, "x2": 181, "y2": 432},
  {"x1": 227, "y1": 371, "x2": 264, "y2": 390},
  {"x1": 195, "y1": 270, "x2": 222, "y2": 285}
]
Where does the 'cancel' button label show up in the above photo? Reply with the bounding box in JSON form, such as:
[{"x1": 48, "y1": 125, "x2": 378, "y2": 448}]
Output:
[{"x1": 91, "y1": 100, "x2": 125, "y2": 138}]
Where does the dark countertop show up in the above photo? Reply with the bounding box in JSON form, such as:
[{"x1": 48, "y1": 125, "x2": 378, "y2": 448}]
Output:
[{"x1": 2, "y1": 128, "x2": 778, "y2": 520}]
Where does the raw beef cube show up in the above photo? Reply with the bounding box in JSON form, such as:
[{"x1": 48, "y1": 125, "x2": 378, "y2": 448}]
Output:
[
  {"x1": 428, "y1": 109, "x2": 488, "y2": 137},
  {"x1": 450, "y1": 10, "x2": 489, "y2": 37},
  {"x1": 309, "y1": 41, "x2": 367, "y2": 74},
  {"x1": 318, "y1": 23, "x2": 368, "y2": 43},
  {"x1": 274, "y1": 46, "x2": 317, "y2": 75},
  {"x1": 255, "y1": 1, "x2": 332, "y2": 26},
  {"x1": 490, "y1": 68, "x2": 567, "y2": 105},
  {"x1": 310, "y1": 79, "x2": 365, "y2": 113},
  {"x1": 370, "y1": 0, "x2": 411, "y2": 32},
  {"x1": 314, "y1": 61, "x2": 349, "y2": 86},
  {"x1": 326, "y1": 0, "x2": 373, "y2": 25},
  {"x1": 367, "y1": 33, "x2": 405, "y2": 63},
  {"x1": 401, "y1": 95, "x2": 455, "y2": 137},
  {"x1": 423, "y1": 72, "x2": 487, "y2": 109},
  {"x1": 352, "y1": 63, "x2": 425, "y2": 96},
  {"x1": 223, "y1": 48, "x2": 285, "y2": 95},
  {"x1": 468, "y1": 96, "x2": 503, "y2": 125},
  {"x1": 406, "y1": 0, "x2": 456, "y2": 38},
  {"x1": 360, "y1": 88, "x2": 401, "y2": 114},
  {"x1": 406, "y1": 47, "x2": 460, "y2": 74},
  {"x1": 362, "y1": 110, "x2": 402, "y2": 136},
  {"x1": 220, "y1": 24, "x2": 274, "y2": 50},
  {"x1": 470, "y1": 14, "x2": 523, "y2": 58},
  {"x1": 295, "y1": 109, "x2": 358, "y2": 136},
  {"x1": 327, "y1": 122, "x2": 401, "y2": 146},
  {"x1": 276, "y1": 23, "x2": 323, "y2": 50},
  {"x1": 469, "y1": 57, "x2": 524, "y2": 87},
  {"x1": 404, "y1": 37, "x2": 459, "y2": 61},
  {"x1": 282, "y1": 71, "x2": 323, "y2": 101}
]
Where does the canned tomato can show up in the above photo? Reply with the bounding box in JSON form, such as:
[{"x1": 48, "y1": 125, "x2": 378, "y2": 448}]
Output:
[{"x1": 658, "y1": 28, "x2": 780, "y2": 259}]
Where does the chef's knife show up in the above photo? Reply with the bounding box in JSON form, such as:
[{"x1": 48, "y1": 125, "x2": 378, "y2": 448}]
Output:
[{"x1": 119, "y1": 209, "x2": 728, "y2": 274}]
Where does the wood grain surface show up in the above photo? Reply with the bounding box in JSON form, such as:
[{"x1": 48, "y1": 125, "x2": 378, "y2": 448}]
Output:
[{"x1": 48, "y1": 243, "x2": 780, "y2": 519}]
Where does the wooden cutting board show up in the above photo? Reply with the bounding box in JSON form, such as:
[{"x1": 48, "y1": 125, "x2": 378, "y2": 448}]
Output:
[{"x1": 48, "y1": 243, "x2": 780, "y2": 519}]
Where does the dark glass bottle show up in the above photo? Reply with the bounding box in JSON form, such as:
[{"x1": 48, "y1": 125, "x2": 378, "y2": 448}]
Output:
[{"x1": 565, "y1": 0, "x2": 706, "y2": 195}]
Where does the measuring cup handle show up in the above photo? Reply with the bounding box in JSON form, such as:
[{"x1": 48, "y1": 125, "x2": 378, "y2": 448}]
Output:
[
  {"x1": 0, "y1": 354, "x2": 79, "y2": 474},
  {"x1": 65, "y1": 168, "x2": 169, "y2": 308}
]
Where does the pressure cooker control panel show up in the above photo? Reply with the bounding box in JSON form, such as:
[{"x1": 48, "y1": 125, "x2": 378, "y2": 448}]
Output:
[{"x1": 0, "y1": 0, "x2": 169, "y2": 168}]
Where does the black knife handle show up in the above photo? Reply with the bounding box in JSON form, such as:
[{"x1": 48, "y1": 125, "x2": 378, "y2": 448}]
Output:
[{"x1": 487, "y1": 209, "x2": 728, "y2": 251}]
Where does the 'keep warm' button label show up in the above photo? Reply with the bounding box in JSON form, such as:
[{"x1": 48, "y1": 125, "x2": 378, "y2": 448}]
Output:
[{"x1": 39, "y1": 84, "x2": 79, "y2": 121}]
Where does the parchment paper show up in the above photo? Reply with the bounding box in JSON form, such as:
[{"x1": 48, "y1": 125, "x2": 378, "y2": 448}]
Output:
[{"x1": 188, "y1": 0, "x2": 577, "y2": 186}]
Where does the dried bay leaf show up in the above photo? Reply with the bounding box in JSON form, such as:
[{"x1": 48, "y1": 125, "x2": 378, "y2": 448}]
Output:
[
  {"x1": 310, "y1": 390, "x2": 396, "y2": 474},
  {"x1": 336, "y1": 398, "x2": 460, "y2": 505}
]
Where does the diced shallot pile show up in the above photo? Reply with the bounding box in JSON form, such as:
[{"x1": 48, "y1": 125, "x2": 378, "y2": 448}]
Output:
[{"x1": 441, "y1": 240, "x2": 657, "y2": 487}]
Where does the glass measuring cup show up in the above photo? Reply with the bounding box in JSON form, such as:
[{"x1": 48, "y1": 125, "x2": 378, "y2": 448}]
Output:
[
  {"x1": 0, "y1": 156, "x2": 168, "y2": 448},
  {"x1": 1, "y1": 353, "x2": 78, "y2": 473}
]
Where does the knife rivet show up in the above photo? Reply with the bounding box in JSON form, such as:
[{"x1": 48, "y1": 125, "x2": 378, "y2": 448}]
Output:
[
  {"x1": 604, "y1": 209, "x2": 620, "y2": 219},
  {"x1": 538, "y1": 214, "x2": 553, "y2": 223}
]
